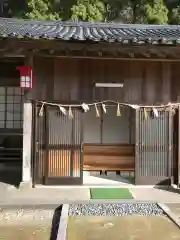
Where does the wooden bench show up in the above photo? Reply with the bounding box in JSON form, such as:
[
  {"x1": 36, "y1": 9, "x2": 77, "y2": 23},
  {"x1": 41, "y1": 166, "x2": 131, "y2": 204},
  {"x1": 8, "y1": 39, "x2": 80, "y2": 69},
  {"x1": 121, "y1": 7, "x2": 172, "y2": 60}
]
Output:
[{"x1": 83, "y1": 144, "x2": 135, "y2": 172}]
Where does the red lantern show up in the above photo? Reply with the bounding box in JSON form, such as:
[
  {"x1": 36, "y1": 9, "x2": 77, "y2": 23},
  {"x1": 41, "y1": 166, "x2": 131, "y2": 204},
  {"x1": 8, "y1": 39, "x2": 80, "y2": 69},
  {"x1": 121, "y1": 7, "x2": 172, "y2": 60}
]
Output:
[{"x1": 16, "y1": 66, "x2": 33, "y2": 89}]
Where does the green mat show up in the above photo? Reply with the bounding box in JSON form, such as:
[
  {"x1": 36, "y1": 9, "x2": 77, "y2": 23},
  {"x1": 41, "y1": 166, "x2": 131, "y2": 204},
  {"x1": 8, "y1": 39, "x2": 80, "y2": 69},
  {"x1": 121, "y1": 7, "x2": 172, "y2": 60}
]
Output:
[{"x1": 90, "y1": 188, "x2": 133, "y2": 199}]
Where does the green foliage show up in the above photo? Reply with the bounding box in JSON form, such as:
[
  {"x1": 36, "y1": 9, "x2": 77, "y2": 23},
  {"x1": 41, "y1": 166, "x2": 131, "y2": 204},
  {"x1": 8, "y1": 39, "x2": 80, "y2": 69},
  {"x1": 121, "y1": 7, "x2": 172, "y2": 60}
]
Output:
[
  {"x1": 170, "y1": 6, "x2": 180, "y2": 24},
  {"x1": 105, "y1": 0, "x2": 147, "y2": 23},
  {"x1": 166, "y1": 0, "x2": 180, "y2": 24},
  {"x1": 8, "y1": 0, "x2": 26, "y2": 18},
  {"x1": 7, "y1": 0, "x2": 180, "y2": 24},
  {"x1": 71, "y1": 0, "x2": 106, "y2": 21},
  {"x1": 105, "y1": 0, "x2": 168, "y2": 24},
  {"x1": 25, "y1": 0, "x2": 61, "y2": 20},
  {"x1": 145, "y1": 0, "x2": 169, "y2": 24}
]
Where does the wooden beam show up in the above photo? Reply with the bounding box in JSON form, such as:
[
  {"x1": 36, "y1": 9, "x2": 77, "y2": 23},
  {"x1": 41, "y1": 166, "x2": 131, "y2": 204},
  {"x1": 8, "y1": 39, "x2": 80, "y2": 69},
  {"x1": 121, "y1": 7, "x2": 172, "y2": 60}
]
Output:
[
  {"x1": 38, "y1": 47, "x2": 180, "y2": 60},
  {"x1": 148, "y1": 49, "x2": 166, "y2": 58},
  {"x1": 31, "y1": 46, "x2": 180, "y2": 61},
  {"x1": 2, "y1": 39, "x2": 180, "y2": 60},
  {"x1": 1, "y1": 39, "x2": 179, "y2": 54},
  {"x1": 128, "y1": 52, "x2": 135, "y2": 58},
  {"x1": 141, "y1": 52, "x2": 151, "y2": 58},
  {"x1": 166, "y1": 51, "x2": 180, "y2": 59},
  {"x1": 35, "y1": 53, "x2": 180, "y2": 62}
]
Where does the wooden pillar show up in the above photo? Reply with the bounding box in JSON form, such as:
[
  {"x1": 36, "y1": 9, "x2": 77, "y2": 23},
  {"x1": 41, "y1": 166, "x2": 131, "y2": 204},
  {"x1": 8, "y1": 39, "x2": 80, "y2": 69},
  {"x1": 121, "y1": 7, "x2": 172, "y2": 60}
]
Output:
[{"x1": 20, "y1": 55, "x2": 33, "y2": 188}]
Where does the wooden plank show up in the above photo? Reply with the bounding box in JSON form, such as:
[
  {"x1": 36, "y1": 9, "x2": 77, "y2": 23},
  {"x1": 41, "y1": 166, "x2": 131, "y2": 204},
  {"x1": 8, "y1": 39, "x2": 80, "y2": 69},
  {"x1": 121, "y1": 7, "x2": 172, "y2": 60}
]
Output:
[
  {"x1": 84, "y1": 144, "x2": 135, "y2": 155},
  {"x1": 83, "y1": 144, "x2": 135, "y2": 171},
  {"x1": 161, "y1": 62, "x2": 171, "y2": 103},
  {"x1": 33, "y1": 56, "x2": 54, "y2": 100},
  {"x1": 143, "y1": 62, "x2": 160, "y2": 104}
]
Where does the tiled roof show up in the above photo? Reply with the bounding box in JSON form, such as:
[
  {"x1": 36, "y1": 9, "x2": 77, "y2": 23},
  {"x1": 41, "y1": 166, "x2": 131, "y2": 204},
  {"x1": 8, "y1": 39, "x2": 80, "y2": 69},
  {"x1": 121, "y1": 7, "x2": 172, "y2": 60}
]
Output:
[{"x1": 1, "y1": 17, "x2": 180, "y2": 44}]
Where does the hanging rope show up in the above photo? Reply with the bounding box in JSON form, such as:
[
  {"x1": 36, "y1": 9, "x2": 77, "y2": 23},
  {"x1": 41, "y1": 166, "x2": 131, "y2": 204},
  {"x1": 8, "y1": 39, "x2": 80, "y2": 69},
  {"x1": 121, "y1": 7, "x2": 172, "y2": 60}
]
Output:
[
  {"x1": 32, "y1": 98, "x2": 179, "y2": 119},
  {"x1": 33, "y1": 99, "x2": 176, "y2": 109}
]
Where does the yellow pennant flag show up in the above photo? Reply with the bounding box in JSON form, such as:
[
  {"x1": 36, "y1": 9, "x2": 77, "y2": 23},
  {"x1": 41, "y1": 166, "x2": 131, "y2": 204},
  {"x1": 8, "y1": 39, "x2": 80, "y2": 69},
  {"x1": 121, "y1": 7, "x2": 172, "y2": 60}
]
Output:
[
  {"x1": 143, "y1": 108, "x2": 148, "y2": 120},
  {"x1": 117, "y1": 103, "x2": 121, "y2": 116}
]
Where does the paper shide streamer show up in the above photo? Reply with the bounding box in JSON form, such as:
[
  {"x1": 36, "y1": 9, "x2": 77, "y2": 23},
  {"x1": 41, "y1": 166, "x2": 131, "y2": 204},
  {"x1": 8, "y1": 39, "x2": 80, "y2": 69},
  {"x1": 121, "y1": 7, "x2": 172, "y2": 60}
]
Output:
[
  {"x1": 95, "y1": 103, "x2": 100, "y2": 117},
  {"x1": 36, "y1": 99, "x2": 175, "y2": 119},
  {"x1": 59, "y1": 106, "x2": 67, "y2": 115},
  {"x1": 102, "y1": 103, "x2": 106, "y2": 113},
  {"x1": 68, "y1": 107, "x2": 73, "y2": 118}
]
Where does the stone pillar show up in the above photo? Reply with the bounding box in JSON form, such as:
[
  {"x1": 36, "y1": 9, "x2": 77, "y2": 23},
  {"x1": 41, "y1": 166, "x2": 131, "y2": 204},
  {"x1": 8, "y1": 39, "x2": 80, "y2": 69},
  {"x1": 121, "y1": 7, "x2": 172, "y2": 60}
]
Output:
[
  {"x1": 22, "y1": 100, "x2": 32, "y2": 184},
  {"x1": 20, "y1": 100, "x2": 33, "y2": 189}
]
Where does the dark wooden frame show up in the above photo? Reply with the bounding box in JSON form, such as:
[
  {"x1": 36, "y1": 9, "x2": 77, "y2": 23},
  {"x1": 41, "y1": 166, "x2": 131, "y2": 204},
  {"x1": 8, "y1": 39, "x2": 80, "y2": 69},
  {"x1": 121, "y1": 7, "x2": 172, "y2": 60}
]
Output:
[
  {"x1": 172, "y1": 106, "x2": 180, "y2": 186},
  {"x1": 33, "y1": 101, "x2": 84, "y2": 185},
  {"x1": 0, "y1": 37, "x2": 178, "y2": 186},
  {"x1": 20, "y1": 39, "x2": 180, "y2": 186},
  {"x1": 135, "y1": 107, "x2": 173, "y2": 185}
]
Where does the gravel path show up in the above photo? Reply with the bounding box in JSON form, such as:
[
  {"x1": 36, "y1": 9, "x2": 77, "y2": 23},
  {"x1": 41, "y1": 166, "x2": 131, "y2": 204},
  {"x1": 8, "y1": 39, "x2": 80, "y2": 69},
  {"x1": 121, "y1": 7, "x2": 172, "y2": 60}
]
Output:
[{"x1": 68, "y1": 203, "x2": 165, "y2": 216}]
